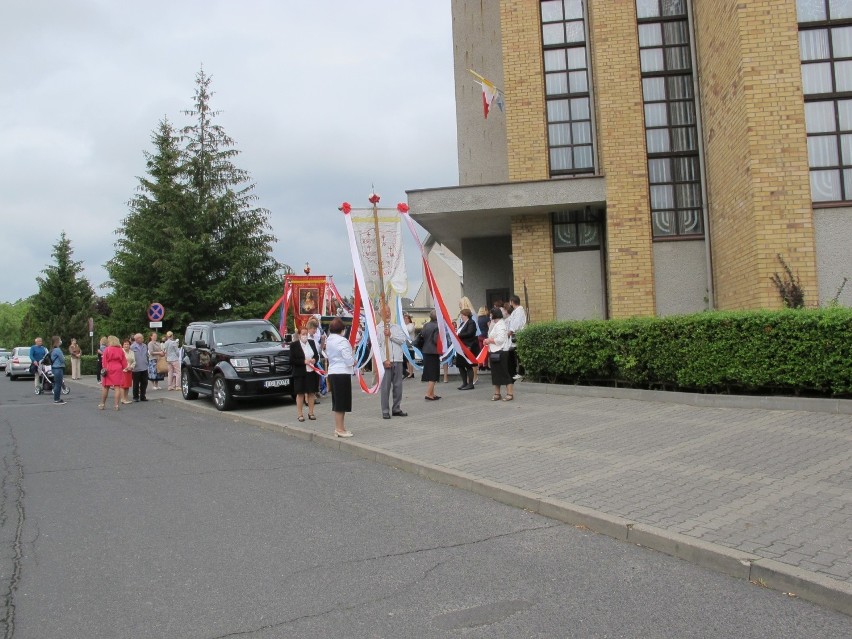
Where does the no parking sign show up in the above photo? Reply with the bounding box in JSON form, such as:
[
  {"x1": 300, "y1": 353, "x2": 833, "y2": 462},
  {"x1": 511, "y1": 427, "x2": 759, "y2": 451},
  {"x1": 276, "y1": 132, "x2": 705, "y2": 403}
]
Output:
[{"x1": 148, "y1": 302, "x2": 165, "y2": 327}]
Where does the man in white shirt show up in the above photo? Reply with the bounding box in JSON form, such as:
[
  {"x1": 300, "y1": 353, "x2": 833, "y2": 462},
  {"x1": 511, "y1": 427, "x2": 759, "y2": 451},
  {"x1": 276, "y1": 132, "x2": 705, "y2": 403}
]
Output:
[
  {"x1": 377, "y1": 305, "x2": 408, "y2": 419},
  {"x1": 507, "y1": 295, "x2": 527, "y2": 380}
]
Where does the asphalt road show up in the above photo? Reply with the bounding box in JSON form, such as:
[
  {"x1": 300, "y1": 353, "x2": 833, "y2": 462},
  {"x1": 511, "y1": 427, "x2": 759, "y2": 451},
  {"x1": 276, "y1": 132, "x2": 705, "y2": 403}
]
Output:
[{"x1": 0, "y1": 377, "x2": 850, "y2": 638}]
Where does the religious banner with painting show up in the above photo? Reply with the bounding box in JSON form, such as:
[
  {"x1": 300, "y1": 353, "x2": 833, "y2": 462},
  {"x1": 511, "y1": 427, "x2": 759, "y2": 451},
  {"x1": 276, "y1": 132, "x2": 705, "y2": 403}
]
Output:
[{"x1": 263, "y1": 275, "x2": 349, "y2": 333}]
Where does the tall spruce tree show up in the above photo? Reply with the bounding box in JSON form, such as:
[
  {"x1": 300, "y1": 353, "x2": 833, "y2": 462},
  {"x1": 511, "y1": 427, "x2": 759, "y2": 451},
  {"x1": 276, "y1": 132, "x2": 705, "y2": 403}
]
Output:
[
  {"x1": 179, "y1": 67, "x2": 281, "y2": 320},
  {"x1": 107, "y1": 69, "x2": 282, "y2": 334},
  {"x1": 27, "y1": 232, "x2": 95, "y2": 351},
  {"x1": 106, "y1": 116, "x2": 186, "y2": 333}
]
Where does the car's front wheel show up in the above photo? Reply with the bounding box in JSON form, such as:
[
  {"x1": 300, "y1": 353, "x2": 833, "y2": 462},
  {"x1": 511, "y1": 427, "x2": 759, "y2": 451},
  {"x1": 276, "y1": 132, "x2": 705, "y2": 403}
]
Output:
[
  {"x1": 181, "y1": 369, "x2": 198, "y2": 400},
  {"x1": 212, "y1": 375, "x2": 234, "y2": 411}
]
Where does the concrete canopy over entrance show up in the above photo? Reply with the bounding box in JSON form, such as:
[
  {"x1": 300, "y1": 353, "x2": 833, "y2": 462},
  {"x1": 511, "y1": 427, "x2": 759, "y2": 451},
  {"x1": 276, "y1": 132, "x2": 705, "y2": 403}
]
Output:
[{"x1": 406, "y1": 176, "x2": 606, "y2": 256}]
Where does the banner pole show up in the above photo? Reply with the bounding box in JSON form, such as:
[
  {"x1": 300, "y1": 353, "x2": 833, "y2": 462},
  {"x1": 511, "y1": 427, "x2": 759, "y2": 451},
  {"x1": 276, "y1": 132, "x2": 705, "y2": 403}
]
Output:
[{"x1": 370, "y1": 193, "x2": 391, "y2": 359}]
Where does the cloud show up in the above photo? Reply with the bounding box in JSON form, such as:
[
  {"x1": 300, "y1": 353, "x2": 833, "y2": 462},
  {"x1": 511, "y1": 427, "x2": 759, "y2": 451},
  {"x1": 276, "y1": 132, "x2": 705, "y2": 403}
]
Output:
[{"x1": 0, "y1": 0, "x2": 457, "y2": 305}]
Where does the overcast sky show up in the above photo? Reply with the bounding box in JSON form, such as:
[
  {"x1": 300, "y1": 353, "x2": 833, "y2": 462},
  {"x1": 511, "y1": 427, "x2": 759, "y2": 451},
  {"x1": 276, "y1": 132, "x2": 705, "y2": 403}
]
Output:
[{"x1": 0, "y1": 0, "x2": 459, "y2": 306}]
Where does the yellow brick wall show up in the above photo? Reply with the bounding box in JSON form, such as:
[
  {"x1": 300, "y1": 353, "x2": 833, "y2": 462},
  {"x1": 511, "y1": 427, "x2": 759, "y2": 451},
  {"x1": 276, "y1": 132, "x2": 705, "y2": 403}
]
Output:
[
  {"x1": 511, "y1": 214, "x2": 556, "y2": 321},
  {"x1": 694, "y1": 0, "x2": 818, "y2": 309},
  {"x1": 588, "y1": 1, "x2": 656, "y2": 317},
  {"x1": 500, "y1": 1, "x2": 556, "y2": 320},
  {"x1": 500, "y1": 0, "x2": 549, "y2": 181}
]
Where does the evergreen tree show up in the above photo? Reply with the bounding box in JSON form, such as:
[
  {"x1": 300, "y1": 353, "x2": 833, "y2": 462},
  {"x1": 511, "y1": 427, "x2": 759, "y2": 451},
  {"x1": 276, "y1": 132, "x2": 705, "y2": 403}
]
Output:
[
  {"x1": 106, "y1": 116, "x2": 187, "y2": 333},
  {"x1": 27, "y1": 232, "x2": 95, "y2": 351},
  {"x1": 179, "y1": 67, "x2": 281, "y2": 320},
  {"x1": 106, "y1": 69, "x2": 283, "y2": 335}
]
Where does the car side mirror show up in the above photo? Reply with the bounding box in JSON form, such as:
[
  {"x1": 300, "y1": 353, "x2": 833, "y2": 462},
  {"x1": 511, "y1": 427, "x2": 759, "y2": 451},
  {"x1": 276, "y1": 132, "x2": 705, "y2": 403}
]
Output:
[{"x1": 195, "y1": 340, "x2": 208, "y2": 349}]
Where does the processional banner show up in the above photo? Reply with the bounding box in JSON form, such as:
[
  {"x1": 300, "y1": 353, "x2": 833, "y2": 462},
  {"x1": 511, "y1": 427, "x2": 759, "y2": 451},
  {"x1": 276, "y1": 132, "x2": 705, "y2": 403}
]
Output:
[{"x1": 349, "y1": 210, "x2": 407, "y2": 299}]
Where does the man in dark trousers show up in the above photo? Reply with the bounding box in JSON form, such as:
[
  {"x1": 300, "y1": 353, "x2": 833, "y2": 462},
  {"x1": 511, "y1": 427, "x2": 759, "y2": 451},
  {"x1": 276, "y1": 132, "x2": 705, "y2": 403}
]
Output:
[{"x1": 130, "y1": 333, "x2": 149, "y2": 401}]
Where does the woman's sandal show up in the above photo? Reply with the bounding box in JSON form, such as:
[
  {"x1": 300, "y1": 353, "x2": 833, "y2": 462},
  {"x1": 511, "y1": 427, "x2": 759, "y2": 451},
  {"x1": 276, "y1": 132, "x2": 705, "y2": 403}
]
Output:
[
  {"x1": 98, "y1": 403, "x2": 105, "y2": 410},
  {"x1": 298, "y1": 416, "x2": 305, "y2": 422},
  {"x1": 308, "y1": 414, "x2": 316, "y2": 420},
  {"x1": 492, "y1": 394, "x2": 502, "y2": 401},
  {"x1": 503, "y1": 394, "x2": 514, "y2": 402}
]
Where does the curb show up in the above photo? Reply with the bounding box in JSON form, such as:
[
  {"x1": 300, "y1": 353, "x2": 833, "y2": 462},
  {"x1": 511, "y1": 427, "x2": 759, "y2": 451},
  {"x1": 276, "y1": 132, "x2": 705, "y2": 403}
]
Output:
[
  {"x1": 319, "y1": 436, "x2": 852, "y2": 617},
  {"x1": 69, "y1": 377, "x2": 852, "y2": 617}
]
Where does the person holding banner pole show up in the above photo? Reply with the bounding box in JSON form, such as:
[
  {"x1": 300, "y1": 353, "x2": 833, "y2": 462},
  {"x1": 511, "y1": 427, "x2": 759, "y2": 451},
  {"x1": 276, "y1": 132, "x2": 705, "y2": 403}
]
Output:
[{"x1": 377, "y1": 305, "x2": 408, "y2": 419}]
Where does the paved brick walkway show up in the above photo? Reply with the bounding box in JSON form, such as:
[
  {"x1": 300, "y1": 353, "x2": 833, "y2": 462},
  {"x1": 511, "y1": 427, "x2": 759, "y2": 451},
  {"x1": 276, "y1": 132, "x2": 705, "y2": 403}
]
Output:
[{"x1": 71, "y1": 376, "x2": 852, "y2": 614}]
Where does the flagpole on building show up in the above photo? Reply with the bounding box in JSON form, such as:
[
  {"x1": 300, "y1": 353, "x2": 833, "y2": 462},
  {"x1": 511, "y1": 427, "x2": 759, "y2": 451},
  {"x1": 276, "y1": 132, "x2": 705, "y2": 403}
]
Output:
[{"x1": 368, "y1": 191, "x2": 391, "y2": 359}]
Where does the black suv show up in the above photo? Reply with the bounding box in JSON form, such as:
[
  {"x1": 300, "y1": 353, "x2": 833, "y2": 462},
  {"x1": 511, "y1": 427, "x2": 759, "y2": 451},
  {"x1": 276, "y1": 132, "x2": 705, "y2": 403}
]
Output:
[{"x1": 181, "y1": 319, "x2": 294, "y2": 411}]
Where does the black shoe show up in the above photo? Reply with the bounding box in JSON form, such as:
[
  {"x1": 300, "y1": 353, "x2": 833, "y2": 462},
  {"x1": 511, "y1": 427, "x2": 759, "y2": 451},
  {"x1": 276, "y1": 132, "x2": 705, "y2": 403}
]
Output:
[
  {"x1": 133, "y1": 398, "x2": 139, "y2": 402},
  {"x1": 140, "y1": 398, "x2": 148, "y2": 402},
  {"x1": 392, "y1": 411, "x2": 408, "y2": 417},
  {"x1": 457, "y1": 385, "x2": 466, "y2": 390},
  {"x1": 461, "y1": 384, "x2": 475, "y2": 390},
  {"x1": 382, "y1": 414, "x2": 391, "y2": 420},
  {"x1": 53, "y1": 399, "x2": 66, "y2": 405}
]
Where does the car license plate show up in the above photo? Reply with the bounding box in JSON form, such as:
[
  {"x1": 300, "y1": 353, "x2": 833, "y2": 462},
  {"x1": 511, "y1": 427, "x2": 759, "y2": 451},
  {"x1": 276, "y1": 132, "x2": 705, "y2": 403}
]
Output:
[{"x1": 264, "y1": 379, "x2": 289, "y2": 388}]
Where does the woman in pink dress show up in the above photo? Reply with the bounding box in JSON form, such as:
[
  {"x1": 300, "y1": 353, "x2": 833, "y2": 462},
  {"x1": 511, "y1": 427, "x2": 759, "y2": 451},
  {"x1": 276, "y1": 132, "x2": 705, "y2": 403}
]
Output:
[
  {"x1": 99, "y1": 336, "x2": 128, "y2": 411},
  {"x1": 120, "y1": 338, "x2": 135, "y2": 404}
]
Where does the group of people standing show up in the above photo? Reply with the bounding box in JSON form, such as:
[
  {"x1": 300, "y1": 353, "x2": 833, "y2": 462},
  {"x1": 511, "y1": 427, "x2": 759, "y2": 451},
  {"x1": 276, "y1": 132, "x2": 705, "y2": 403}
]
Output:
[
  {"x1": 285, "y1": 317, "x2": 350, "y2": 436},
  {"x1": 288, "y1": 310, "x2": 415, "y2": 439},
  {"x1": 404, "y1": 294, "x2": 527, "y2": 405},
  {"x1": 288, "y1": 319, "x2": 324, "y2": 424},
  {"x1": 96, "y1": 331, "x2": 181, "y2": 410},
  {"x1": 287, "y1": 317, "x2": 358, "y2": 439}
]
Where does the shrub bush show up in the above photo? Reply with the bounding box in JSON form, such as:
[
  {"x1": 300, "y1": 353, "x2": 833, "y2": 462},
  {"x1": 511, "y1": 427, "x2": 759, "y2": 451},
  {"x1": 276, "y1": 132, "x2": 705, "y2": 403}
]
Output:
[{"x1": 515, "y1": 308, "x2": 852, "y2": 397}]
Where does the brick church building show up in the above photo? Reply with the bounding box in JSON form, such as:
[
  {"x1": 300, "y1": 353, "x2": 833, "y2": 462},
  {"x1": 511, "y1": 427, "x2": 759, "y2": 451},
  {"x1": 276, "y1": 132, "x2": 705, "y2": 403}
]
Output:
[{"x1": 407, "y1": 0, "x2": 852, "y2": 320}]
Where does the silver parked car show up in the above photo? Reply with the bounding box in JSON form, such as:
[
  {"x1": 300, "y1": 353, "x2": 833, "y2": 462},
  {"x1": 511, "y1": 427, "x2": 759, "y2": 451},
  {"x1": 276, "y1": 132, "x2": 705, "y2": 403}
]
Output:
[
  {"x1": 0, "y1": 349, "x2": 10, "y2": 370},
  {"x1": 7, "y1": 347, "x2": 33, "y2": 380}
]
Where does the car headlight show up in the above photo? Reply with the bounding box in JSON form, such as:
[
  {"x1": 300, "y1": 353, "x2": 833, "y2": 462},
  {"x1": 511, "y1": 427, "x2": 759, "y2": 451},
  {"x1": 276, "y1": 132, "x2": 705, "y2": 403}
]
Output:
[{"x1": 231, "y1": 358, "x2": 250, "y2": 372}]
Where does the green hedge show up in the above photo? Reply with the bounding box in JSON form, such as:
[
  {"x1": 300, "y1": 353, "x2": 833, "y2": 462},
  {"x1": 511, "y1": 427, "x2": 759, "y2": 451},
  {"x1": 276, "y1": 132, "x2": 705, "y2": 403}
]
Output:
[{"x1": 515, "y1": 308, "x2": 852, "y2": 397}]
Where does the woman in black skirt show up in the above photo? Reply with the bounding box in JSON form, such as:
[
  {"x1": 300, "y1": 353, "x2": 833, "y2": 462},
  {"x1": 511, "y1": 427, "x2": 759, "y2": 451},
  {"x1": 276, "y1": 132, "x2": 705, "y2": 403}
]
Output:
[
  {"x1": 290, "y1": 327, "x2": 320, "y2": 422},
  {"x1": 483, "y1": 307, "x2": 514, "y2": 401},
  {"x1": 418, "y1": 310, "x2": 441, "y2": 400}
]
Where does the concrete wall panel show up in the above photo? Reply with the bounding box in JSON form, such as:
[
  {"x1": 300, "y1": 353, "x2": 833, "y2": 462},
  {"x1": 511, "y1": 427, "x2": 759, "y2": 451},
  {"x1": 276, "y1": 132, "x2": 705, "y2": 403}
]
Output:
[{"x1": 653, "y1": 241, "x2": 709, "y2": 316}]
